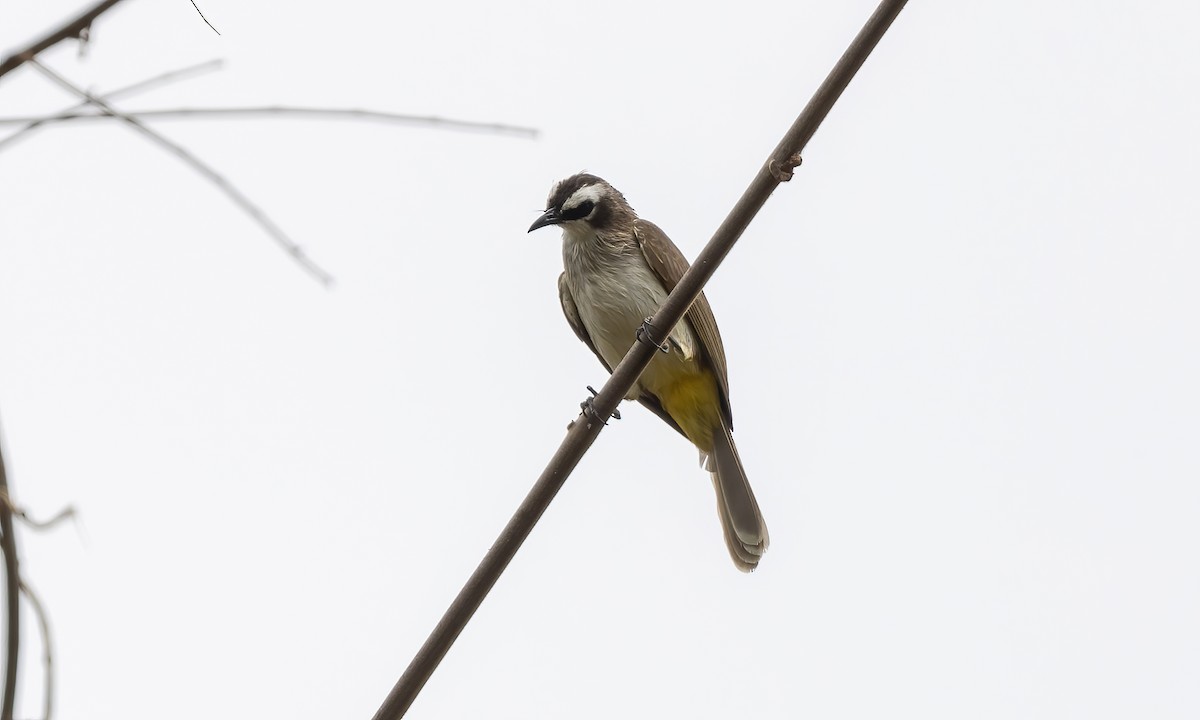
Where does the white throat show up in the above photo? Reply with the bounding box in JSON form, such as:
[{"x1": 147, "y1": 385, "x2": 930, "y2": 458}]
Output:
[{"x1": 560, "y1": 222, "x2": 631, "y2": 278}]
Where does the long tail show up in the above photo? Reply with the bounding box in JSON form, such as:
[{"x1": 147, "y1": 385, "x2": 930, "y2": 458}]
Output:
[{"x1": 706, "y1": 418, "x2": 769, "y2": 572}]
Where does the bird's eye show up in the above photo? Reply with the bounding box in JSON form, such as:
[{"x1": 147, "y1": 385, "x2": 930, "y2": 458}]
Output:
[{"x1": 561, "y1": 200, "x2": 595, "y2": 221}]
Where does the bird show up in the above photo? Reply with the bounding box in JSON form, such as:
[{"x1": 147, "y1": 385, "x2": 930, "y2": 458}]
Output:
[{"x1": 528, "y1": 173, "x2": 769, "y2": 571}]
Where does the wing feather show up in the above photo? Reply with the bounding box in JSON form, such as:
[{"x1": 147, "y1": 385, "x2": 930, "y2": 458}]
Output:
[
  {"x1": 632, "y1": 220, "x2": 734, "y2": 426},
  {"x1": 558, "y1": 272, "x2": 605, "y2": 365}
]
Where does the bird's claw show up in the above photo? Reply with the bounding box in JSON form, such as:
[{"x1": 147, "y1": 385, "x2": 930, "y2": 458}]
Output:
[
  {"x1": 636, "y1": 317, "x2": 670, "y2": 353},
  {"x1": 578, "y1": 385, "x2": 621, "y2": 427}
]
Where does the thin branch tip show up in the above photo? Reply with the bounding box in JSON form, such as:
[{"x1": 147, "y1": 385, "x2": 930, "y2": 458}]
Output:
[
  {"x1": 0, "y1": 491, "x2": 77, "y2": 532},
  {"x1": 189, "y1": 0, "x2": 220, "y2": 35}
]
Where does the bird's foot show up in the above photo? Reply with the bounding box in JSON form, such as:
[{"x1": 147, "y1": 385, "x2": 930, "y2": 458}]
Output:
[
  {"x1": 636, "y1": 317, "x2": 670, "y2": 353},
  {"x1": 574, "y1": 385, "x2": 621, "y2": 428}
]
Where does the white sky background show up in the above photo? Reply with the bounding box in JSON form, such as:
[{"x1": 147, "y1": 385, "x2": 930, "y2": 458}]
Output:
[{"x1": 1, "y1": 0, "x2": 1198, "y2": 717}]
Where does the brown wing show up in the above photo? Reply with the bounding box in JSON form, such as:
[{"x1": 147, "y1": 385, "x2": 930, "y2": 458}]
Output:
[
  {"x1": 632, "y1": 219, "x2": 734, "y2": 427},
  {"x1": 558, "y1": 272, "x2": 687, "y2": 437},
  {"x1": 557, "y1": 272, "x2": 605, "y2": 365}
]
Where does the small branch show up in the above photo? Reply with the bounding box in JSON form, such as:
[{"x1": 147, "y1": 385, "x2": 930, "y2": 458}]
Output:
[
  {"x1": 17, "y1": 581, "x2": 51, "y2": 720},
  {"x1": 97, "y1": 59, "x2": 226, "y2": 103},
  {"x1": 0, "y1": 106, "x2": 539, "y2": 139},
  {"x1": 28, "y1": 58, "x2": 335, "y2": 286},
  {"x1": 0, "y1": 0, "x2": 128, "y2": 81},
  {"x1": 0, "y1": 59, "x2": 225, "y2": 153},
  {"x1": 13, "y1": 507, "x2": 75, "y2": 533},
  {"x1": 0, "y1": 493, "x2": 75, "y2": 534},
  {"x1": 0, "y1": 425, "x2": 20, "y2": 720},
  {"x1": 189, "y1": 0, "x2": 220, "y2": 35},
  {"x1": 369, "y1": 1, "x2": 909, "y2": 718}
]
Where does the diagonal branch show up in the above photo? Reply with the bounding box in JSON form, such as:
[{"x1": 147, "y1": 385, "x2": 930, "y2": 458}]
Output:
[
  {"x1": 0, "y1": 106, "x2": 539, "y2": 139},
  {"x1": 28, "y1": 58, "x2": 335, "y2": 286},
  {"x1": 0, "y1": 0, "x2": 128, "y2": 81},
  {"x1": 0, "y1": 59, "x2": 225, "y2": 152},
  {"x1": 369, "y1": 0, "x2": 910, "y2": 718}
]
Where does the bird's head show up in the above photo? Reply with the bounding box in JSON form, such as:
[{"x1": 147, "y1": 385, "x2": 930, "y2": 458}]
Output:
[{"x1": 528, "y1": 173, "x2": 636, "y2": 235}]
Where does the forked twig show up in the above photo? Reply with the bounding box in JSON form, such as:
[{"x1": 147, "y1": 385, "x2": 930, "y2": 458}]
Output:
[
  {"x1": 0, "y1": 59, "x2": 225, "y2": 152},
  {"x1": 28, "y1": 58, "x2": 335, "y2": 286}
]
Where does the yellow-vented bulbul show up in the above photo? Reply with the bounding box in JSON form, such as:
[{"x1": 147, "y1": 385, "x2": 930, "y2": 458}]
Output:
[{"x1": 529, "y1": 173, "x2": 768, "y2": 571}]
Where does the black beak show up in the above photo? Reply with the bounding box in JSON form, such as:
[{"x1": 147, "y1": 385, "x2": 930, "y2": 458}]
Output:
[{"x1": 528, "y1": 208, "x2": 561, "y2": 233}]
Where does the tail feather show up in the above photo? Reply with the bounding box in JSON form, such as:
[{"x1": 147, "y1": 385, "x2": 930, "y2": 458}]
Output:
[{"x1": 709, "y1": 419, "x2": 769, "y2": 572}]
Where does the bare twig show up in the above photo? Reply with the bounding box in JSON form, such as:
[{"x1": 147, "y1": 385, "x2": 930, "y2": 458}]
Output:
[
  {"x1": 369, "y1": 1, "x2": 909, "y2": 718},
  {"x1": 18, "y1": 581, "x2": 52, "y2": 720},
  {"x1": 95, "y1": 59, "x2": 226, "y2": 103},
  {"x1": 28, "y1": 58, "x2": 335, "y2": 286},
  {"x1": 0, "y1": 59, "x2": 225, "y2": 152},
  {"x1": 0, "y1": 427, "x2": 19, "y2": 720},
  {"x1": 0, "y1": 493, "x2": 75, "y2": 534},
  {"x1": 189, "y1": 0, "x2": 220, "y2": 35},
  {"x1": 13, "y1": 507, "x2": 75, "y2": 533},
  {"x1": 0, "y1": 0, "x2": 128, "y2": 81},
  {"x1": 0, "y1": 106, "x2": 539, "y2": 139}
]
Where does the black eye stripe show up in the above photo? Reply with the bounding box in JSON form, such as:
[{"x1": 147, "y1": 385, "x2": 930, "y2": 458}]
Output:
[{"x1": 560, "y1": 199, "x2": 595, "y2": 222}]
